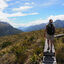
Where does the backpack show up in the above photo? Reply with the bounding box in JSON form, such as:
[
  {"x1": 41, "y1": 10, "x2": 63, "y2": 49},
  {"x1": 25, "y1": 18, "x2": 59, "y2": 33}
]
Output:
[{"x1": 46, "y1": 23, "x2": 55, "y2": 35}]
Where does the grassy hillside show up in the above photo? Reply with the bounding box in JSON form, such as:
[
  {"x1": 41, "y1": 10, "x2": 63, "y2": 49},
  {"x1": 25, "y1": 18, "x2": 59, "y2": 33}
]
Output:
[
  {"x1": 0, "y1": 28, "x2": 64, "y2": 64},
  {"x1": 0, "y1": 30, "x2": 45, "y2": 64}
]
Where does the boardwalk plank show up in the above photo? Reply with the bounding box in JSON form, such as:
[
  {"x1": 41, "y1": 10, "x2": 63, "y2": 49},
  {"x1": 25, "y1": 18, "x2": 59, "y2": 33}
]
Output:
[
  {"x1": 44, "y1": 39, "x2": 55, "y2": 53},
  {"x1": 42, "y1": 39, "x2": 57, "y2": 64}
]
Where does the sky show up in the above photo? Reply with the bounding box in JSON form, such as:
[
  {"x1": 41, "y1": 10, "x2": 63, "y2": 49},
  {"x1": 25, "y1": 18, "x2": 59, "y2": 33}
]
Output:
[{"x1": 0, "y1": 0, "x2": 64, "y2": 27}]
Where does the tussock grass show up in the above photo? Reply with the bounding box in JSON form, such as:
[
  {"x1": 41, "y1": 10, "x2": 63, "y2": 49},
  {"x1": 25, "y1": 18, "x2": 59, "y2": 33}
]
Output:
[
  {"x1": 0, "y1": 28, "x2": 64, "y2": 64},
  {"x1": 54, "y1": 28, "x2": 64, "y2": 64},
  {"x1": 0, "y1": 30, "x2": 45, "y2": 64}
]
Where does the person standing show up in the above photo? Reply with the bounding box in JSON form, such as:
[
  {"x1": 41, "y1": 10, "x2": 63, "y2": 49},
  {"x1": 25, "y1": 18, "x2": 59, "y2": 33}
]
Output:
[{"x1": 44, "y1": 19, "x2": 55, "y2": 53}]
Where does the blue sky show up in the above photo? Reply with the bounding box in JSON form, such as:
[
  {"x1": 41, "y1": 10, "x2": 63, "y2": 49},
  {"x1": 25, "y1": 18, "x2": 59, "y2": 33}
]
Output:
[{"x1": 0, "y1": 0, "x2": 64, "y2": 27}]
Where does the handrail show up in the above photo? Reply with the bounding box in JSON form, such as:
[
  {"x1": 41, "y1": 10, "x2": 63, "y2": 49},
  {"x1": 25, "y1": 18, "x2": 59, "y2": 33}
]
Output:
[{"x1": 54, "y1": 34, "x2": 64, "y2": 38}]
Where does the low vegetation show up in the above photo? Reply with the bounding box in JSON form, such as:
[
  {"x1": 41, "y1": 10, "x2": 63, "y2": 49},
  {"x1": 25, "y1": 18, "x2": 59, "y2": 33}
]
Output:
[
  {"x1": 54, "y1": 28, "x2": 64, "y2": 64},
  {"x1": 0, "y1": 28, "x2": 64, "y2": 64},
  {"x1": 0, "y1": 30, "x2": 45, "y2": 64}
]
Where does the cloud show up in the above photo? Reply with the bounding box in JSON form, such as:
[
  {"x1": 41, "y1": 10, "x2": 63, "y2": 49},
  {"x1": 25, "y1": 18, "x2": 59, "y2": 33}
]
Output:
[
  {"x1": 0, "y1": 0, "x2": 9, "y2": 22},
  {"x1": 13, "y1": 6, "x2": 33, "y2": 11},
  {"x1": 0, "y1": 0, "x2": 8, "y2": 11},
  {"x1": 26, "y1": 19, "x2": 47, "y2": 26},
  {"x1": 1, "y1": 0, "x2": 63, "y2": 28},
  {"x1": 0, "y1": 11, "x2": 39, "y2": 22},
  {"x1": 24, "y1": 3, "x2": 31, "y2": 5},
  {"x1": 0, "y1": 11, "x2": 8, "y2": 21},
  {"x1": 10, "y1": 18, "x2": 48, "y2": 27},
  {"x1": 5, "y1": 0, "x2": 11, "y2": 1},
  {"x1": 9, "y1": 22, "x2": 27, "y2": 27},
  {"x1": 9, "y1": 19, "x2": 44, "y2": 27},
  {"x1": 7, "y1": 12, "x2": 39, "y2": 17},
  {"x1": 29, "y1": 15, "x2": 64, "y2": 26},
  {"x1": 41, "y1": 0, "x2": 58, "y2": 7},
  {"x1": 0, "y1": 0, "x2": 39, "y2": 22},
  {"x1": 24, "y1": 2, "x2": 35, "y2": 5},
  {"x1": 48, "y1": 15, "x2": 64, "y2": 21},
  {"x1": 11, "y1": 14, "x2": 64, "y2": 27},
  {"x1": 1, "y1": 11, "x2": 64, "y2": 28}
]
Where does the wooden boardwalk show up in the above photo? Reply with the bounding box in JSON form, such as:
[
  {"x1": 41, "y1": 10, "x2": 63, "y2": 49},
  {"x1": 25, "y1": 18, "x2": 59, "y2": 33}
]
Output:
[
  {"x1": 42, "y1": 34, "x2": 64, "y2": 64},
  {"x1": 42, "y1": 39, "x2": 57, "y2": 64}
]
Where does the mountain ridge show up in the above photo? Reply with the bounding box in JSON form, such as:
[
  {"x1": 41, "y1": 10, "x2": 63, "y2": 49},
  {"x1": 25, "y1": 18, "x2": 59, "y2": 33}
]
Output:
[
  {"x1": 18, "y1": 20, "x2": 64, "y2": 32},
  {"x1": 0, "y1": 21, "x2": 23, "y2": 36}
]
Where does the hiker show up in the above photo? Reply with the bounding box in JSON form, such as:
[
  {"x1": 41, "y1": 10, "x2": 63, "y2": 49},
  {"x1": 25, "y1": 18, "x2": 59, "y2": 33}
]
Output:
[{"x1": 44, "y1": 19, "x2": 55, "y2": 53}]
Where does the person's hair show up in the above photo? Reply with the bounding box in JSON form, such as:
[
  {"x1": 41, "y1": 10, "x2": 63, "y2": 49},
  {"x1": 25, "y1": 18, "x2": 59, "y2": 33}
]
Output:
[{"x1": 49, "y1": 19, "x2": 53, "y2": 23}]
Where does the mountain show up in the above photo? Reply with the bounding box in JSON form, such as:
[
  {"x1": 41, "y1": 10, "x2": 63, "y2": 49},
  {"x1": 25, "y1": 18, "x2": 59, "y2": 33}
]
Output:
[
  {"x1": 54, "y1": 20, "x2": 64, "y2": 28},
  {"x1": 25, "y1": 23, "x2": 46, "y2": 32},
  {"x1": 18, "y1": 23, "x2": 46, "y2": 32},
  {"x1": 18, "y1": 20, "x2": 64, "y2": 32},
  {"x1": 18, "y1": 27, "x2": 27, "y2": 31},
  {"x1": 0, "y1": 22, "x2": 22, "y2": 36}
]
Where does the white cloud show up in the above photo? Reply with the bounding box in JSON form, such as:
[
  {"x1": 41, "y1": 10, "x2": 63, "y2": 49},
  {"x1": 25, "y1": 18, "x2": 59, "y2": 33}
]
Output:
[
  {"x1": 9, "y1": 23, "x2": 27, "y2": 27},
  {"x1": 11, "y1": 14, "x2": 64, "y2": 27},
  {"x1": 28, "y1": 15, "x2": 64, "y2": 27},
  {"x1": 24, "y1": 2, "x2": 34, "y2": 5},
  {"x1": 0, "y1": 0, "x2": 39, "y2": 23},
  {"x1": 24, "y1": 3, "x2": 30, "y2": 5},
  {"x1": 5, "y1": 0, "x2": 11, "y2": 1},
  {"x1": 27, "y1": 12, "x2": 39, "y2": 15},
  {"x1": 0, "y1": 11, "x2": 39, "y2": 23},
  {"x1": 0, "y1": 0, "x2": 38, "y2": 24},
  {"x1": 48, "y1": 15, "x2": 64, "y2": 21},
  {"x1": 41, "y1": 0, "x2": 58, "y2": 7},
  {"x1": 10, "y1": 19, "x2": 48, "y2": 27},
  {"x1": 13, "y1": 6, "x2": 33, "y2": 11},
  {"x1": 0, "y1": 0, "x2": 8, "y2": 11},
  {"x1": 1, "y1": 12, "x2": 64, "y2": 28},
  {"x1": 0, "y1": 0, "x2": 9, "y2": 22},
  {"x1": 0, "y1": 11, "x2": 8, "y2": 21},
  {"x1": 0, "y1": 0, "x2": 64, "y2": 28},
  {"x1": 26, "y1": 19, "x2": 47, "y2": 26},
  {"x1": 7, "y1": 12, "x2": 39, "y2": 17}
]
